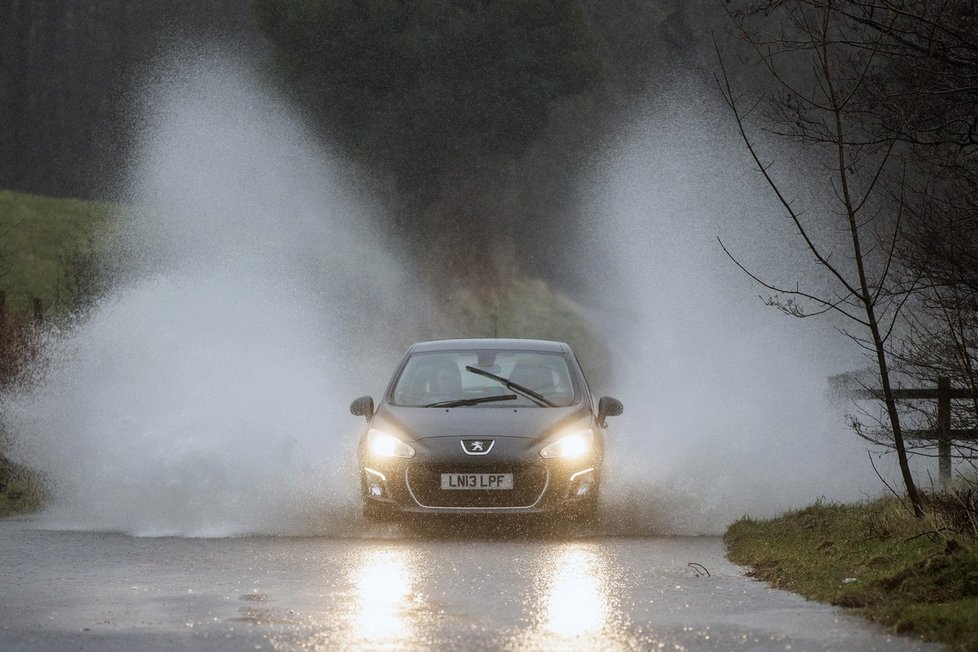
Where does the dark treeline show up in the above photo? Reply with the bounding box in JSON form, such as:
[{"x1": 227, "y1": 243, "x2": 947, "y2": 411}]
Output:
[
  {"x1": 0, "y1": 0, "x2": 718, "y2": 288},
  {"x1": 0, "y1": 0, "x2": 260, "y2": 200},
  {"x1": 249, "y1": 0, "x2": 714, "y2": 286}
]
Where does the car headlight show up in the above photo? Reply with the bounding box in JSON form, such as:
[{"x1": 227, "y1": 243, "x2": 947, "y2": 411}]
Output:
[
  {"x1": 367, "y1": 428, "x2": 416, "y2": 459},
  {"x1": 540, "y1": 429, "x2": 593, "y2": 459}
]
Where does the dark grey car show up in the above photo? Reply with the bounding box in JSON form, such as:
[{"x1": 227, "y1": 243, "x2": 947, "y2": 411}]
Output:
[{"x1": 350, "y1": 338, "x2": 622, "y2": 521}]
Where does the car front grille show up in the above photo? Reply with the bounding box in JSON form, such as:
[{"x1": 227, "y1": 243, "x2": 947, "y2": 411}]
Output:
[{"x1": 406, "y1": 464, "x2": 548, "y2": 508}]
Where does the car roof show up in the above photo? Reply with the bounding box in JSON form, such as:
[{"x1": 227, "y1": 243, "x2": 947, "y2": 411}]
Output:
[{"x1": 407, "y1": 338, "x2": 571, "y2": 354}]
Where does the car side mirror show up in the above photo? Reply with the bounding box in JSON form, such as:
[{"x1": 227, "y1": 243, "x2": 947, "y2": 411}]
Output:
[
  {"x1": 597, "y1": 396, "x2": 623, "y2": 427},
  {"x1": 350, "y1": 396, "x2": 374, "y2": 420}
]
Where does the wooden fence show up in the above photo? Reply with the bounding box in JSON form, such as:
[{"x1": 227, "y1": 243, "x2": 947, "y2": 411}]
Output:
[{"x1": 856, "y1": 377, "x2": 978, "y2": 482}]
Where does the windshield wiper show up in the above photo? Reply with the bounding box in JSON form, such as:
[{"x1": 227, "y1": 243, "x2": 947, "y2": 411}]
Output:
[
  {"x1": 464, "y1": 366, "x2": 557, "y2": 407},
  {"x1": 424, "y1": 394, "x2": 518, "y2": 408}
]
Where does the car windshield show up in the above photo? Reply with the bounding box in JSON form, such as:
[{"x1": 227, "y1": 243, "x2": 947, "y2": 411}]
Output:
[{"x1": 390, "y1": 349, "x2": 577, "y2": 407}]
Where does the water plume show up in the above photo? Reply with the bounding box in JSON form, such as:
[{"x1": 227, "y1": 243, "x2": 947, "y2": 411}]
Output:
[
  {"x1": 1, "y1": 51, "x2": 906, "y2": 539},
  {"x1": 582, "y1": 79, "x2": 888, "y2": 534},
  {"x1": 2, "y1": 52, "x2": 420, "y2": 536}
]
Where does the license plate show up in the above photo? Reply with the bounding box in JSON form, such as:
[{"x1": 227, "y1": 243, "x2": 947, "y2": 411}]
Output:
[{"x1": 440, "y1": 473, "x2": 514, "y2": 490}]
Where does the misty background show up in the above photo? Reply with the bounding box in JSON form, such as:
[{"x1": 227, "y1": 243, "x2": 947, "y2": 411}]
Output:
[
  {"x1": 1, "y1": 0, "x2": 954, "y2": 535},
  {"x1": 1, "y1": 0, "x2": 717, "y2": 289}
]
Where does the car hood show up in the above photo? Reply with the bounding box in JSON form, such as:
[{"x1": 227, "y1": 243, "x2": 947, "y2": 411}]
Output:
[{"x1": 373, "y1": 404, "x2": 592, "y2": 442}]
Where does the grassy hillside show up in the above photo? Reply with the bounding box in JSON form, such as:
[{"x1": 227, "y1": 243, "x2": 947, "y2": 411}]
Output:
[
  {"x1": 725, "y1": 495, "x2": 978, "y2": 651},
  {"x1": 0, "y1": 189, "x2": 117, "y2": 316},
  {"x1": 0, "y1": 458, "x2": 43, "y2": 517},
  {"x1": 444, "y1": 277, "x2": 613, "y2": 389},
  {"x1": 0, "y1": 189, "x2": 115, "y2": 515}
]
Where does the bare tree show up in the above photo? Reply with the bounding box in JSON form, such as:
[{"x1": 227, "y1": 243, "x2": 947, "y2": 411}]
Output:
[
  {"x1": 715, "y1": 1, "x2": 926, "y2": 515},
  {"x1": 790, "y1": 1, "x2": 978, "y2": 473},
  {"x1": 870, "y1": 1, "x2": 978, "y2": 468}
]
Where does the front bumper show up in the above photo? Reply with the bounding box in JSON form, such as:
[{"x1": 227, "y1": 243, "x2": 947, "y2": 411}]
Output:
[{"x1": 360, "y1": 459, "x2": 599, "y2": 515}]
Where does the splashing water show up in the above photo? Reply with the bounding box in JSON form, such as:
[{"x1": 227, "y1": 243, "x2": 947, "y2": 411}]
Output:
[
  {"x1": 3, "y1": 54, "x2": 421, "y2": 536},
  {"x1": 2, "y1": 55, "x2": 898, "y2": 539},
  {"x1": 582, "y1": 80, "x2": 886, "y2": 535}
]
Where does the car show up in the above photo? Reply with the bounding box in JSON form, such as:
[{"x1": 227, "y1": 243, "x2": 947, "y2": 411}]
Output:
[{"x1": 350, "y1": 338, "x2": 622, "y2": 521}]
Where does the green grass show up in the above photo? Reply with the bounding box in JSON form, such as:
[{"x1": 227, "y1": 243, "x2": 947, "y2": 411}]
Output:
[
  {"x1": 0, "y1": 188, "x2": 114, "y2": 516},
  {"x1": 445, "y1": 277, "x2": 613, "y2": 387},
  {"x1": 0, "y1": 457, "x2": 44, "y2": 517},
  {"x1": 725, "y1": 497, "x2": 978, "y2": 651},
  {"x1": 0, "y1": 188, "x2": 117, "y2": 316}
]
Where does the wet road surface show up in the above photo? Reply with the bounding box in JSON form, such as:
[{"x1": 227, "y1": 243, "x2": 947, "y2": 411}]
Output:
[{"x1": 0, "y1": 518, "x2": 941, "y2": 651}]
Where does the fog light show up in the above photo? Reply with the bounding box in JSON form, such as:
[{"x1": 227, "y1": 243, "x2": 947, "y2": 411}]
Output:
[
  {"x1": 569, "y1": 468, "x2": 595, "y2": 498},
  {"x1": 364, "y1": 467, "x2": 388, "y2": 499}
]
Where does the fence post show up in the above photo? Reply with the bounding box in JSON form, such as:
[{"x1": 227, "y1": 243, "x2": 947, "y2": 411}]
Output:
[{"x1": 938, "y1": 376, "x2": 951, "y2": 483}]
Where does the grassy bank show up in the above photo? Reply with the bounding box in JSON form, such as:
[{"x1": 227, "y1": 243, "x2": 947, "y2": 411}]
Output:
[
  {"x1": 0, "y1": 189, "x2": 117, "y2": 316},
  {"x1": 0, "y1": 189, "x2": 115, "y2": 517},
  {"x1": 725, "y1": 496, "x2": 978, "y2": 651},
  {"x1": 0, "y1": 457, "x2": 43, "y2": 517}
]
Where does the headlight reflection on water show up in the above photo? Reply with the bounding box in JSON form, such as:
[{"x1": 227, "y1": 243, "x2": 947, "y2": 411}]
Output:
[
  {"x1": 542, "y1": 546, "x2": 609, "y2": 637},
  {"x1": 349, "y1": 547, "x2": 419, "y2": 644},
  {"x1": 513, "y1": 543, "x2": 621, "y2": 649}
]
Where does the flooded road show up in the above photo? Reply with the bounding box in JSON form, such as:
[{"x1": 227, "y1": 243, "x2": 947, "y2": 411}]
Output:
[{"x1": 0, "y1": 518, "x2": 938, "y2": 651}]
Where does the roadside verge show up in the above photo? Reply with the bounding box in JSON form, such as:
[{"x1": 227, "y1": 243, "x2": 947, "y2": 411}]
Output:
[{"x1": 724, "y1": 497, "x2": 978, "y2": 651}]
